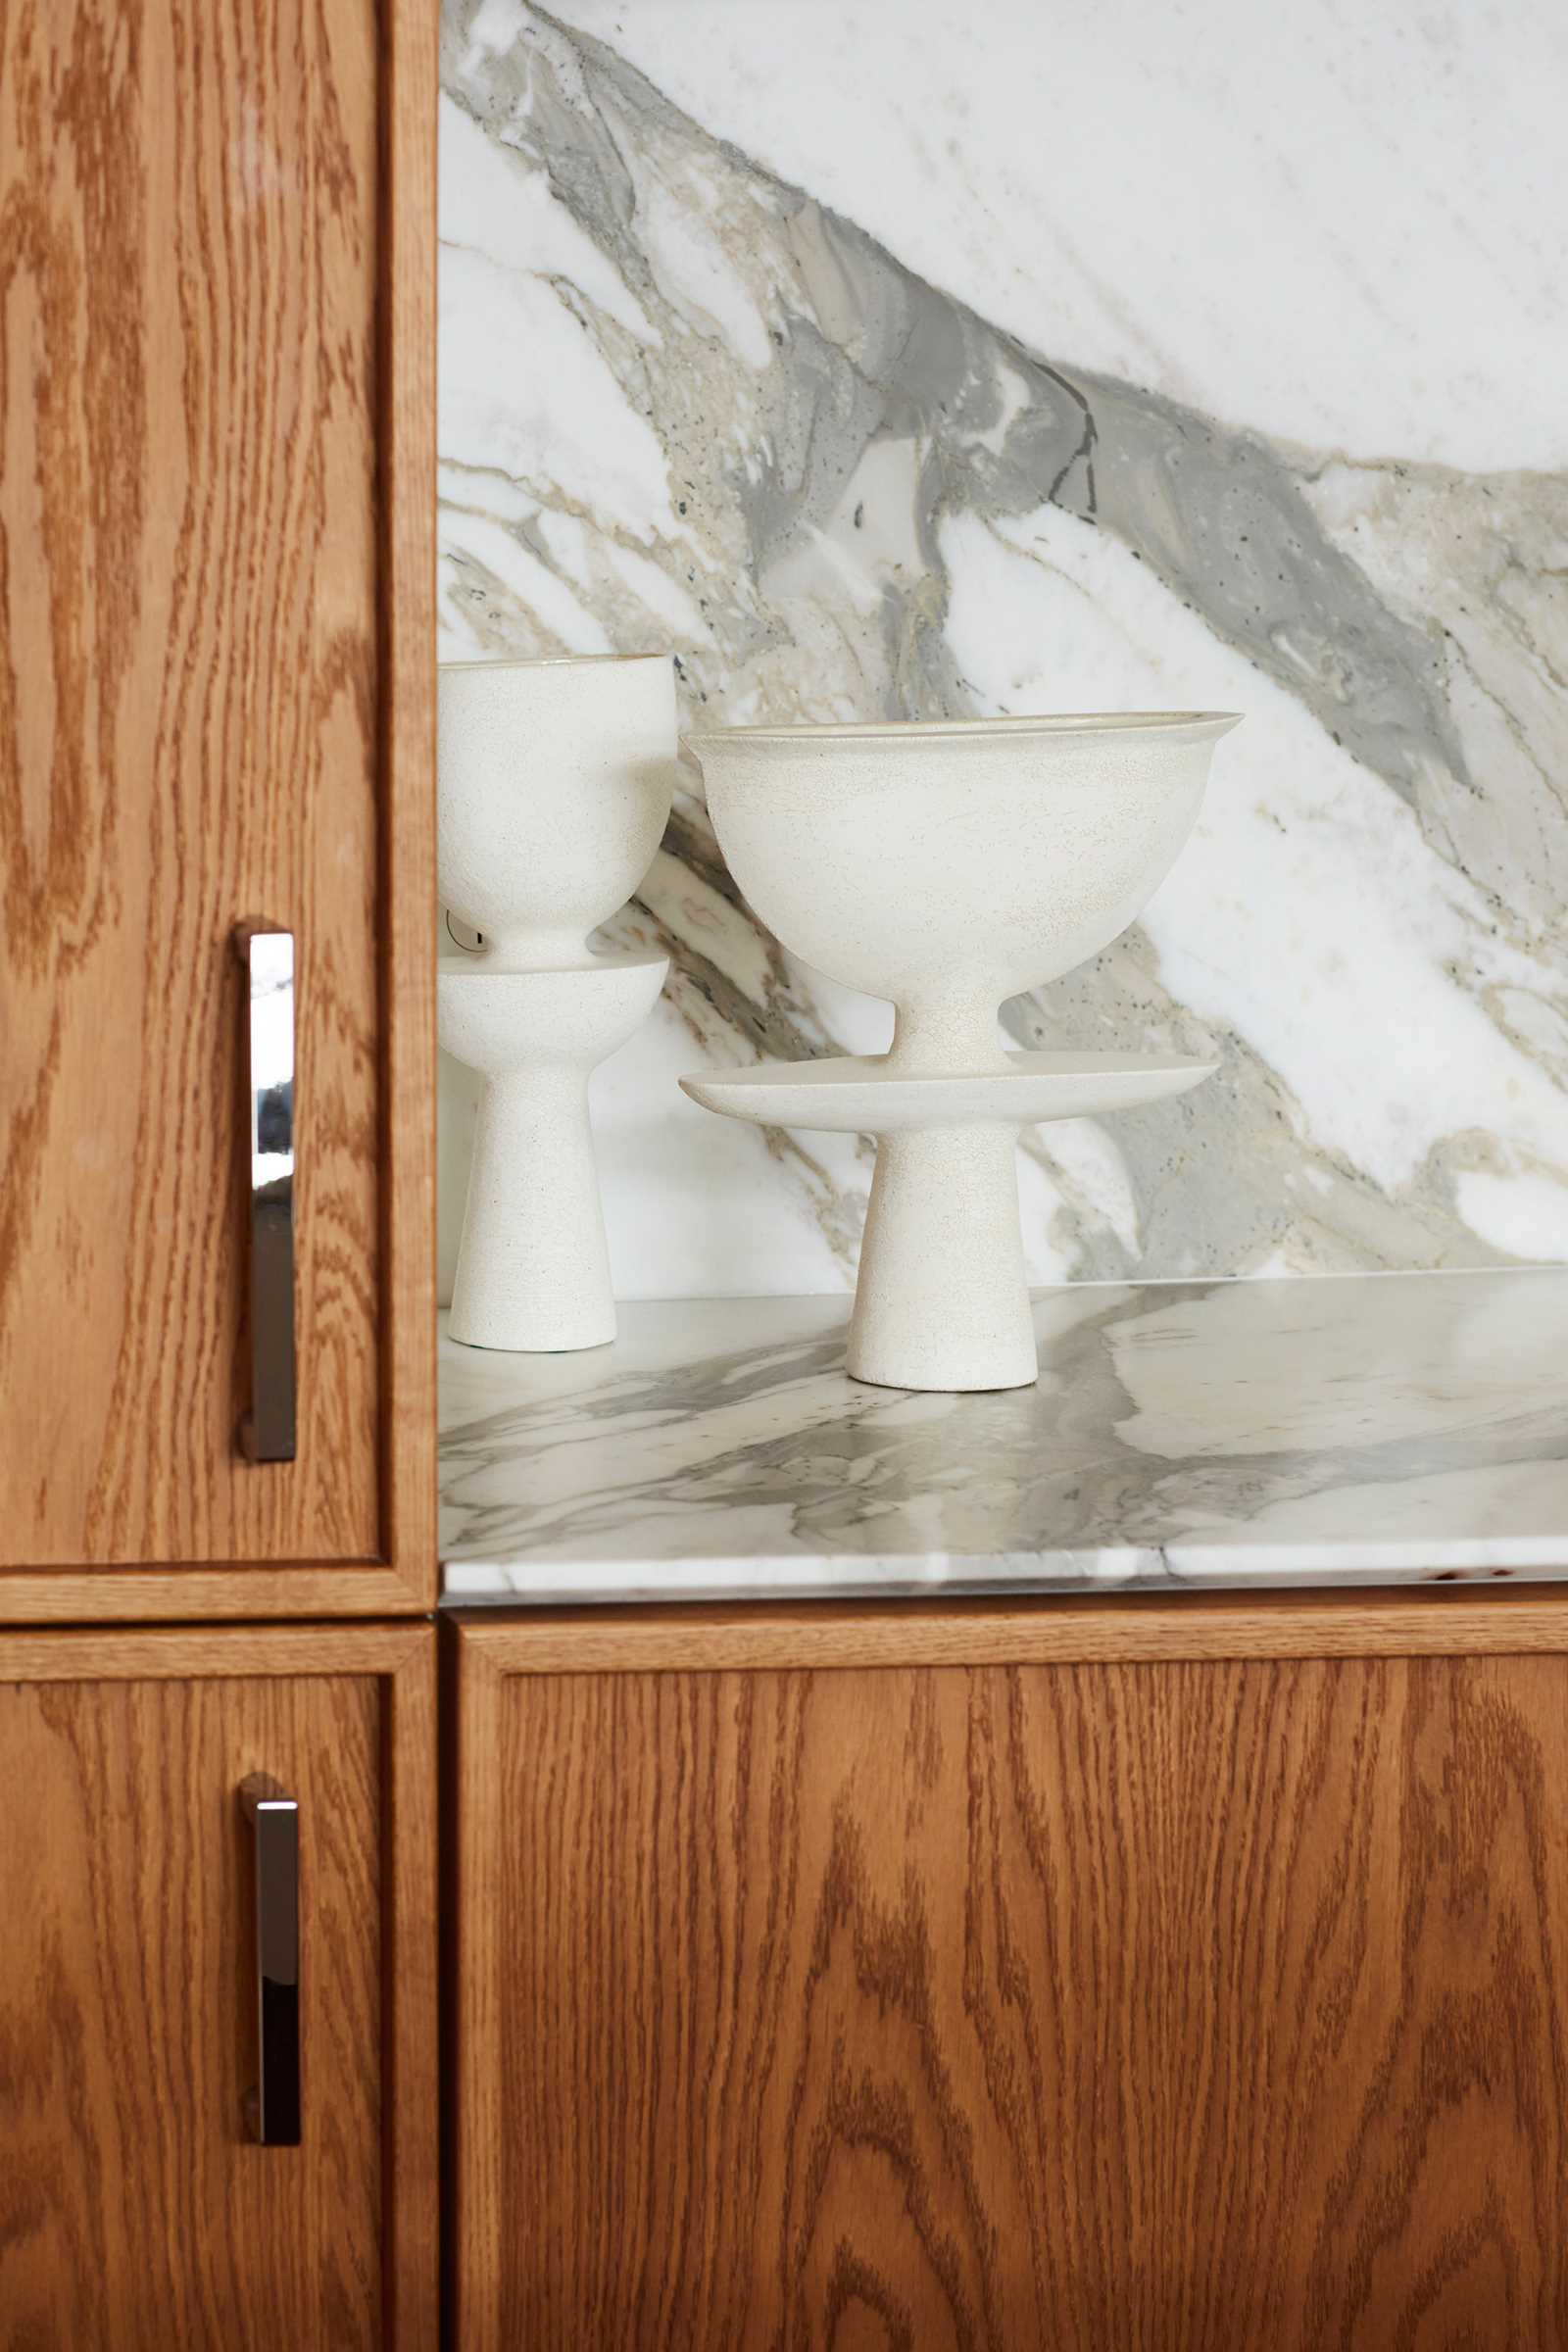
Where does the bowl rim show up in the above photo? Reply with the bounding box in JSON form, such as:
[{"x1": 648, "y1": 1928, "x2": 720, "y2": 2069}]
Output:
[
  {"x1": 683, "y1": 710, "x2": 1242, "y2": 750},
  {"x1": 439, "y1": 653, "x2": 670, "y2": 674}
]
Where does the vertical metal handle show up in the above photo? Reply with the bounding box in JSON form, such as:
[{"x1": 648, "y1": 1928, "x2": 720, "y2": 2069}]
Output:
[
  {"x1": 239, "y1": 1773, "x2": 301, "y2": 2145},
  {"x1": 233, "y1": 924, "x2": 296, "y2": 1462}
]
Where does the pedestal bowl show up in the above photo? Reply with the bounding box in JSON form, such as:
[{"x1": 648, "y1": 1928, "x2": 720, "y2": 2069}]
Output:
[{"x1": 682, "y1": 711, "x2": 1241, "y2": 1390}]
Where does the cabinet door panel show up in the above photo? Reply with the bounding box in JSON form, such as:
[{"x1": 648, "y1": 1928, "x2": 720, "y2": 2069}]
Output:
[
  {"x1": 455, "y1": 1617, "x2": 1568, "y2": 2351},
  {"x1": 0, "y1": 1626, "x2": 436, "y2": 2349},
  {"x1": 0, "y1": 0, "x2": 434, "y2": 1606}
]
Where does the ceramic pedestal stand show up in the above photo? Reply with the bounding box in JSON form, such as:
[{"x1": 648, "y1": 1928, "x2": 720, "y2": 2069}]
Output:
[
  {"x1": 440, "y1": 958, "x2": 665, "y2": 1350},
  {"x1": 680, "y1": 711, "x2": 1242, "y2": 1392},
  {"x1": 438, "y1": 655, "x2": 675, "y2": 1352}
]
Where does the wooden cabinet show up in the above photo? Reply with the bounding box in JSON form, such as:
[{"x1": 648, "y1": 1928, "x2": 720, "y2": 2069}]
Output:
[
  {"x1": 0, "y1": 0, "x2": 438, "y2": 2333},
  {"x1": 451, "y1": 1595, "x2": 1568, "y2": 2351},
  {"x1": 0, "y1": 0, "x2": 435, "y2": 1620},
  {"x1": 0, "y1": 1622, "x2": 437, "y2": 2347}
]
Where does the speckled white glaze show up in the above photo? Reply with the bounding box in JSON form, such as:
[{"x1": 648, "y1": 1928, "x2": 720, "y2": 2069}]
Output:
[
  {"x1": 680, "y1": 1050, "x2": 1217, "y2": 1134},
  {"x1": 682, "y1": 713, "x2": 1239, "y2": 1389},
  {"x1": 439, "y1": 956, "x2": 668, "y2": 1350},
  {"x1": 438, "y1": 655, "x2": 676, "y2": 968},
  {"x1": 438, "y1": 655, "x2": 676, "y2": 1350},
  {"x1": 685, "y1": 712, "x2": 1239, "y2": 1072}
]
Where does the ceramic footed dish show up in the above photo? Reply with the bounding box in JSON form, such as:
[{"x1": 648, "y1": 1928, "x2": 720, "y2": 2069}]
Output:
[{"x1": 681, "y1": 710, "x2": 1240, "y2": 1391}]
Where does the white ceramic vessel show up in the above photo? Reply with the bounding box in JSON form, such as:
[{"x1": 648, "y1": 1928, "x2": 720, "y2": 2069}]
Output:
[
  {"x1": 438, "y1": 656, "x2": 675, "y2": 1352},
  {"x1": 439, "y1": 654, "x2": 674, "y2": 967},
  {"x1": 682, "y1": 711, "x2": 1240, "y2": 1391}
]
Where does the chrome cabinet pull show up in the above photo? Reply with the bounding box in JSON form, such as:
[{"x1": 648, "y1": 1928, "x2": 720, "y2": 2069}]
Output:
[
  {"x1": 239, "y1": 1774, "x2": 301, "y2": 2145},
  {"x1": 233, "y1": 923, "x2": 296, "y2": 1463}
]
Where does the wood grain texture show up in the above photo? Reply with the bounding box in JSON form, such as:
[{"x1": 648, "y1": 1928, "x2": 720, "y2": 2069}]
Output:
[
  {"x1": 0, "y1": 1622, "x2": 437, "y2": 2348},
  {"x1": 378, "y1": 0, "x2": 438, "y2": 1600},
  {"x1": 450, "y1": 1585, "x2": 1568, "y2": 1674},
  {"x1": 0, "y1": 0, "x2": 436, "y2": 1603},
  {"x1": 378, "y1": 1614, "x2": 440, "y2": 2352},
  {"x1": 455, "y1": 1633, "x2": 1568, "y2": 2350},
  {"x1": 0, "y1": 1560, "x2": 433, "y2": 1624}
]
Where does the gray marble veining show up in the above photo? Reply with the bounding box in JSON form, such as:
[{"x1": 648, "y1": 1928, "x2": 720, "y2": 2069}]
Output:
[
  {"x1": 440, "y1": 1267, "x2": 1568, "y2": 1601},
  {"x1": 438, "y1": 1, "x2": 1568, "y2": 1302}
]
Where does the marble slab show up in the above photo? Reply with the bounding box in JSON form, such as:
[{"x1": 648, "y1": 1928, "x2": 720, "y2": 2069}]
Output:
[
  {"x1": 440, "y1": 1267, "x2": 1568, "y2": 1602},
  {"x1": 437, "y1": 0, "x2": 1568, "y2": 1304}
]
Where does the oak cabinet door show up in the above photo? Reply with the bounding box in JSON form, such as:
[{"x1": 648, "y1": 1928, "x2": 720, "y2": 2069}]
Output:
[
  {"x1": 0, "y1": 0, "x2": 435, "y2": 1614},
  {"x1": 452, "y1": 1607, "x2": 1568, "y2": 2352},
  {"x1": 0, "y1": 1625, "x2": 436, "y2": 2349}
]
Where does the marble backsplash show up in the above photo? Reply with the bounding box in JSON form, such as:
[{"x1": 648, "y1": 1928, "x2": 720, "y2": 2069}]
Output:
[{"x1": 436, "y1": 0, "x2": 1568, "y2": 1302}]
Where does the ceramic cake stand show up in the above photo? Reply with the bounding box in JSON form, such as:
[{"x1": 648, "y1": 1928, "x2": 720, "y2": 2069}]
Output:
[{"x1": 683, "y1": 1049, "x2": 1214, "y2": 1390}]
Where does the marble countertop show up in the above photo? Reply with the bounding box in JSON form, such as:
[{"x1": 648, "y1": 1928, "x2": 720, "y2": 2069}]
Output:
[{"x1": 439, "y1": 1269, "x2": 1568, "y2": 1604}]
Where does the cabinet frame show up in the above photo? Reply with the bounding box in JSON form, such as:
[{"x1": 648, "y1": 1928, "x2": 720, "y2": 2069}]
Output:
[
  {"x1": 0, "y1": 0, "x2": 437, "y2": 1625},
  {"x1": 3, "y1": 1619, "x2": 438, "y2": 2347},
  {"x1": 451, "y1": 1586, "x2": 1568, "y2": 2347}
]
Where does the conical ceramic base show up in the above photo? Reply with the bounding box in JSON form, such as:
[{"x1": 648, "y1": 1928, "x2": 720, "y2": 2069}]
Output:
[{"x1": 441, "y1": 955, "x2": 667, "y2": 1352}]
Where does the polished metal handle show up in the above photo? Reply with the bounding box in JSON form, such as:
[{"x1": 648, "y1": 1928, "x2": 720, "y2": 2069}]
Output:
[
  {"x1": 239, "y1": 1773, "x2": 301, "y2": 2145},
  {"x1": 233, "y1": 924, "x2": 296, "y2": 1462}
]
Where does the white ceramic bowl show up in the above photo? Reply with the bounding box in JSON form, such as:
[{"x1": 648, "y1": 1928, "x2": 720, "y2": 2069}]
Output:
[
  {"x1": 439, "y1": 655, "x2": 676, "y2": 969},
  {"x1": 684, "y1": 712, "x2": 1240, "y2": 1070}
]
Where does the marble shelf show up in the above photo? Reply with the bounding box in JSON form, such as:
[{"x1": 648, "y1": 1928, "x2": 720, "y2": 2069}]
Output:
[{"x1": 439, "y1": 1268, "x2": 1568, "y2": 1605}]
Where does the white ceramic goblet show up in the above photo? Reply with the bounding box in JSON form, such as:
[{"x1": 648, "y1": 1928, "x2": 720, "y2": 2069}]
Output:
[
  {"x1": 439, "y1": 655, "x2": 674, "y2": 966},
  {"x1": 681, "y1": 711, "x2": 1241, "y2": 1391},
  {"x1": 438, "y1": 656, "x2": 675, "y2": 1351}
]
